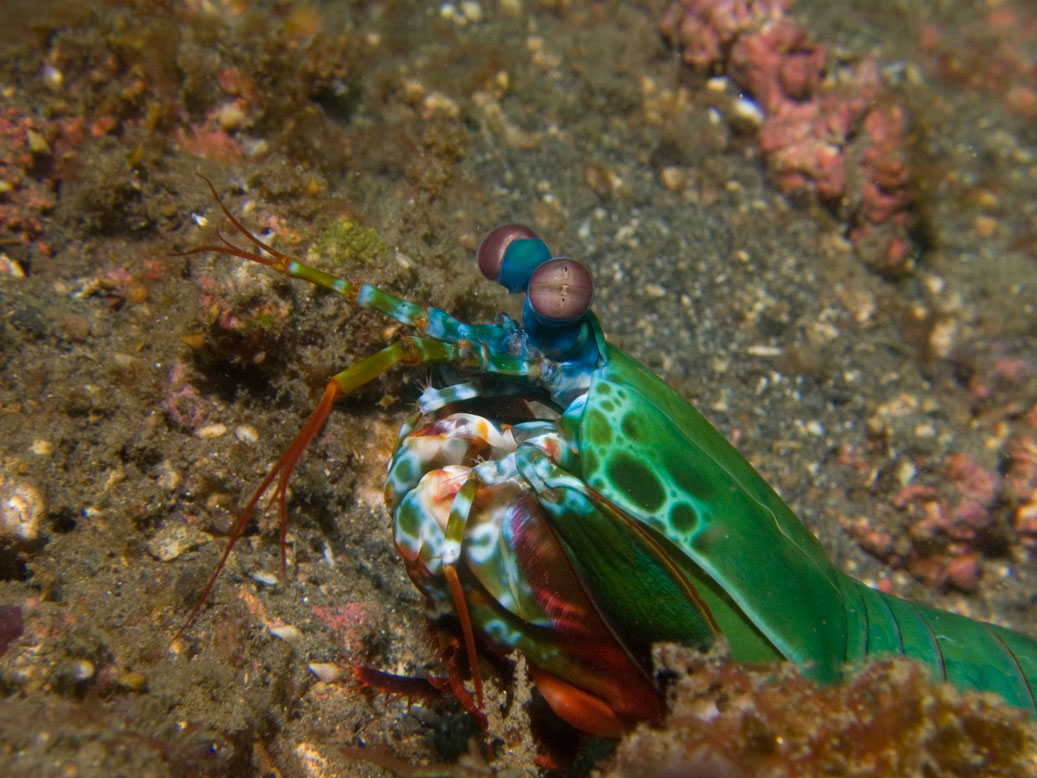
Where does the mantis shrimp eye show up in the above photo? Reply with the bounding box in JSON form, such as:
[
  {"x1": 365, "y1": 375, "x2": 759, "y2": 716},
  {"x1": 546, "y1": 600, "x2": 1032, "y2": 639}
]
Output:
[
  {"x1": 527, "y1": 257, "x2": 594, "y2": 323},
  {"x1": 477, "y1": 224, "x2": 541, "y2": 282}
]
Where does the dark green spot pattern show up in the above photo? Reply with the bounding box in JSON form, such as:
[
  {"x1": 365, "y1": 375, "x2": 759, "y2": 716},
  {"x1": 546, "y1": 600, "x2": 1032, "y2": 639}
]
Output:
[{"x1": 579, "y1": 347, "x2": 848, "y2": 684}]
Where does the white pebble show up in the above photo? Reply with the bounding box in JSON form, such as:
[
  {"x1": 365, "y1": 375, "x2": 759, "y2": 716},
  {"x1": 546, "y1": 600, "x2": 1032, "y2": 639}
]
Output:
[
  {"x1": 269, "y1": 624, "x2": 303, "y2": 642},
  {"x1": 197, "y1": 423, "x2": 227, "y2": 439},
  {"x1": 71, "y1": 659, "x2": 94, "y2": 681},
  {"x1": 251, "y1": 570, "x2": 279, "y2": 586},
  {"x1": 0, "y1": 473, "x2": 43, "y2": 542},
  {"x1": 732, "y1": 96, "x2": 764, "y2": 125},
  {"x1": 308, "y1": 663, "x2": 347, "y2": 683}
]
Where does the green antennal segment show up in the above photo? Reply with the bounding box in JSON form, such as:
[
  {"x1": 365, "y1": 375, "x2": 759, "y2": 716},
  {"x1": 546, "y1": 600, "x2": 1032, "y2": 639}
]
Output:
[{"x1": 179, "y1": 182, "x2": 1037, "y2": 737}]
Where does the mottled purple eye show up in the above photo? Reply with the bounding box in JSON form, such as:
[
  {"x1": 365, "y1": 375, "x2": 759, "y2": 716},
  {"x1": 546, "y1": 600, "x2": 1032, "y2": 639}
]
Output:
[
  {"x1": 527, "y1": 258, "x2": 594, "y2": 323},
  {"x1": 476, "y1": 224, "x2": 540, "y2": 281}
]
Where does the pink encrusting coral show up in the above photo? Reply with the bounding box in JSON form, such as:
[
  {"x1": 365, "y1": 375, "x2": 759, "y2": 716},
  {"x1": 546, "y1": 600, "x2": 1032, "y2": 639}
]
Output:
[
  {"x1": 838, "y1": 336, "x2": 1037, "y2": 595},
  {"x1": 841, "y1": 455, "x2": 997, "y2": 595},
  {"x1": 890, "y1": 452, "x2": 999, "y2": 593},
  {"x1": 659, "y1": 0, "x2": 787, "y2": 68},
  {"x1": 660, "y1": 0, "x2": 921, "y2": 275}
]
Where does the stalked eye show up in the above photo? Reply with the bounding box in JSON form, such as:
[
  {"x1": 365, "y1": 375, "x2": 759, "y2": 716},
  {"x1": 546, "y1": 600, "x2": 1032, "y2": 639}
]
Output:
[
  {"x1": 527, "y1": 258, "x2": 594, "y2": 323},
  {"x1": 476, "y1": 224, "x2": 540, "y2": 282}
]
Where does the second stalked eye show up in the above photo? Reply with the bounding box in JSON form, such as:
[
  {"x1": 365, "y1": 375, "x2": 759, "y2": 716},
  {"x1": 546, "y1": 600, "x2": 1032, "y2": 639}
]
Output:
[{"x1": 527, "y1": 257, "x2": 594, "y2": 323}]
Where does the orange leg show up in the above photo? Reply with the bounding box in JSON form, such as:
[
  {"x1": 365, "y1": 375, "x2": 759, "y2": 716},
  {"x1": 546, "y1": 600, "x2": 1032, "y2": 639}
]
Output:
[{"x1": 178, "y1": 337, "x2": 465, "y2": 636}]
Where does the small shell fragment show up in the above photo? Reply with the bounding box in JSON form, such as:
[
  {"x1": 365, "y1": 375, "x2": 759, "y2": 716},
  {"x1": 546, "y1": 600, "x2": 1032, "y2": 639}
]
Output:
[
  {"x1": 732, "y1": 96, "x2": 764, "y2": 125},
  {"x1": 0, "y1": 254, "x2": 25, "y2": 279},
  {"x1": 250, "y1": 570, "x2": 278, "y2": 587},
  {"x1": 0, "y1": 472, "x2": 44, "y2": 542},
  {"x1": 269, "y1": 624, "x2": 303, "y2": 642},
  {"x1": 308, "y1": 663, "x2": 347, "y2": 683}
]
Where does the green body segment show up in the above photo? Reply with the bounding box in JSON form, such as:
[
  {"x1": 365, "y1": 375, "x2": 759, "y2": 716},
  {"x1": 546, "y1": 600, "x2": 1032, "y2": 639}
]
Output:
[
  {"x1": 577, "y1": 345, "x2": 1037, "y2": 711},
  {"x1": 578, "y1": 346, "x2": 848, "y2": 682},
  {"x1": 841, "y1": 576, "x2": 1037, "y2": 714}
]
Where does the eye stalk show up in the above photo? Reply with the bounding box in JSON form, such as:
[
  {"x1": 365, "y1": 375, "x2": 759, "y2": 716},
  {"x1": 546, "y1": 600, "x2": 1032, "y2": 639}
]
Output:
[{"x1": 527, "y1": 257, "x2": 594, "y2": 324}]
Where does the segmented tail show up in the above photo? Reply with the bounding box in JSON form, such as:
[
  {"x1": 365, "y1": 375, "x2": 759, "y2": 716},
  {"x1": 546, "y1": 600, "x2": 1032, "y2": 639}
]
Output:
[{"x1": 839, "y1": 574, "x2": 1037, "y2": 715}]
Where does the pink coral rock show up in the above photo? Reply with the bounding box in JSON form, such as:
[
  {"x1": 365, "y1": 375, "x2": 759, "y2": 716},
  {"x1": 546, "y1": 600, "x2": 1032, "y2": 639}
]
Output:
[{"x1": 661, "y1": 0, "x2": 921, "y2": 275}]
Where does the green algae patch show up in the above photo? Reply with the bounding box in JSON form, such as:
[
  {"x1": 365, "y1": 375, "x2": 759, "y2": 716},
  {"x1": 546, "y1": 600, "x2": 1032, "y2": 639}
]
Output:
[{"x1": 309, "y1": 218, "x2": 392, "y2": 268}]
